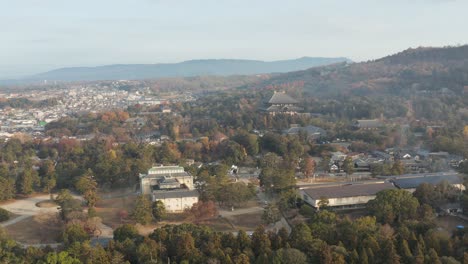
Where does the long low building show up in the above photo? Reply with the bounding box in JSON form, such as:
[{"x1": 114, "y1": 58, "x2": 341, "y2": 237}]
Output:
[
  {"x1": 388, "y1": 173, "x2": 465, "y2": 193},
  {"x1": 300, "y1": 182, "x2": 395, "y2": 210}
]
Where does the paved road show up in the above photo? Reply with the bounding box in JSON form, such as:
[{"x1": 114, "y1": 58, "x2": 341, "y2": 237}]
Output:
[
  {"x1": 219, "y1": 206, "x2": 264, "y2": 217},
  {"x1": 91, "y1": 223, "x2": 114, "y2": 247},
  {"x1": 17, "y1": 242, "x2": 62, "y2": 248},
  {"x1": 0, "y1": 194, "x2": 60, "y2": 227}
]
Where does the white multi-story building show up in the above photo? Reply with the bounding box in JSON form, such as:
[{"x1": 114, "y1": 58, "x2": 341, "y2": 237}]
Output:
[{"x1": 139, "y1": 165, "x2": 198, "y2": 212}]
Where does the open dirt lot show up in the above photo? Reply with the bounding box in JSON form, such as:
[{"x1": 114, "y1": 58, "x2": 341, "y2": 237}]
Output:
[
  {"x1": 5, "y1": 213, "x2": 63, "y2": 244},
  {"x1": 95, "y1": 195, "x2": 137, "y2": 228},
  {"x1": 225, "y1": 211, "x2": 263, "y2": 231},
  {"x1": 199, "y1": 217, "x2": 235, "y2": 232},
  {"x1": 36, "y1": 200, "x2": 58, "y2": 208}
]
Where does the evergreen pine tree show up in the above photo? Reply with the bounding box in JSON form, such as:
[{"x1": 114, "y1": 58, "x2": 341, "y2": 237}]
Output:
[
  {"x1": 348, "y1": 249, "x2": 359, "y2": 264},
  {"x1": 427, "y1": 248, "x2": 441, "y2": 264},
  {"x1": 381, "y1": 239, "x2": 401, "y2": 264},
  {"x1": 360, "y1": 247, "x2": 369, "y2": 264},
  {"x1": 413, "y1": 244, "x2": 424, "y2": 264},
  {"x1": 399, "y1": 239, "x2": 413, "y2": 264}
]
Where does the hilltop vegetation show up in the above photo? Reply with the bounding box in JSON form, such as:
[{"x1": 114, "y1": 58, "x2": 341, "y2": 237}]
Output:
[{"x1": 249, "y1": 45, "x2": 468, "y2": 97}]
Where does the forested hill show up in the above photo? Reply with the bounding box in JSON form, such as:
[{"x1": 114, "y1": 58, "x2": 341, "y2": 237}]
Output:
[
  {"x1": 251, "y1": 45, "x2": 468, "y2": 97},
  {"x1": 14, "y1": 57, "x2": 350, "y2": 82},
  {"x1": 377, "y1": 45, "x2": 468, "y2": 65}
]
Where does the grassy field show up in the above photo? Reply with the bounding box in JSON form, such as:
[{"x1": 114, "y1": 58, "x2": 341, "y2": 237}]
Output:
[{"x1": 435, "y1": 215, "x2": 468, "y2": 233}]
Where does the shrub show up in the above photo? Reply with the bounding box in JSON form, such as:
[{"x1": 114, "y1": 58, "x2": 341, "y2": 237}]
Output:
[
  {"x1": 0, "y1": 208, "x2": 10, "y2": 222},
  {"x1": 299, "y1": 204, "x2": 315, "y2": 217},
  {"x1": 113, "y1": 224, "x2": 139, "y2": 242}
]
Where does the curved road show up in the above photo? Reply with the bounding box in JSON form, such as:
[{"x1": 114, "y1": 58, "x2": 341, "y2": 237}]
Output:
[
  {"x1": 0, "y1": 194, "x2": 114, "y2": 247},
  {"x1": 0, "y1": 194, "x2": 60, "y2": 227}
]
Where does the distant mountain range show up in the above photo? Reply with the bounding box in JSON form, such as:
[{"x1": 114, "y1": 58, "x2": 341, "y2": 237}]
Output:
[
  {"x1": 249, "y1": 45, "x2": 468, "y2": 97},
  {"x1": 2, "y1": 57, "x2": 351, "y2": 84}
]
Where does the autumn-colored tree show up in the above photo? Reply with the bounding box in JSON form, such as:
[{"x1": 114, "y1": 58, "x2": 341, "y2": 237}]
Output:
[
  {"x1": 75, "y1": 170, "x2": 99, "y2": 208},
  {"x1": 175, "y1": 233, "x2": 199, "y2": 262},
  {"x1": 55, "y1": 189, "x2": 82, "y2": 221},
  {"x1": 251, "y1": 225, "x2": 271, "y2": 257},
  {"x1": 113, "y1": 224, "x2": 139, "y2": 242},
  {"x1": 137, "y1": 237, "x2": 160, "y2": 263},
  {"x1": 62, "y1": 223, "x2": 89, "y2": 246},
  {"x1": 300, "y1": 156, "x2": 316, "y2": 180},
  {"x1": 132, "y1": 195, "x2": 152, "y2": 225},
  {"x1": 16, "y1": 164, "x2": 40, "y2": 195},
  {"x1": 391, "y1": 160, "x2": 405, "y2": 175},
  {"x1": 0, "y1": 177, "x2": 15, "y2": 201},
  {"x1": 151, "y1": 200, "x2": 166, "y2": 222},
  {"x1": 262, "y1": 204, "x2": 281, "y2": 225},
  {"x1": 367, "y1": 189, "x2": 419, "y2": 224},
  {"x1": 187, "y1": 201, "x2": 218, "y2": 222},
  {"x1": 343, "y1": 157, "x2": 355, "y2": 177},
  {"x1": 318, "y1": 197, "x2": 330, "y2": 211},
  {"x1": 117, "y1": 210, "x2": 129, "y2": 223}
]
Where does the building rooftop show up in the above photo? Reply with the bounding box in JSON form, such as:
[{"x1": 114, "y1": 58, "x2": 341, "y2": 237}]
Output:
[
  {"x1": 301, "y1": 182, "x2": 395, "y2": 200},
  {"x1": 148, "y1": 165, "x2": 186, "y2": 175},
  {"x1": 283, "y1": 125, "x2": 326, "y2": 137},
  {"x1": 152, "y1": 189, "x2": 199, "y2": 199},
  {"x1": 355, "y1": 119, "x2": 383, "y2": 128},
  {"x1": 268, "y1": 91, "x2": 299, "y2": 105},
  {"x1": 391, "y1": 174, "x2": 463, "y2": 189}
]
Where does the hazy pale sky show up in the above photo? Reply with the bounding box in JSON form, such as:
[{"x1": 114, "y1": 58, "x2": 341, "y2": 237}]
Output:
[{"x1": 1, "y1": 0, "x2": 467, "y2": 78}]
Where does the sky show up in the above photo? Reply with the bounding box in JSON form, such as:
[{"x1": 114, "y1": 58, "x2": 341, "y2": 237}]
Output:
[{"x1": 1, "y1": 0, "x2": 467, "y2": 78}]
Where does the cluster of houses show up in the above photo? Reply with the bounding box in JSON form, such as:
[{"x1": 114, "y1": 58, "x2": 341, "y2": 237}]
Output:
[
  {"x1": 326, "y1": 149, "x2": 464, "y2": 175},
  {"x1": 0, "y1": 85, "x2": 194, "y2": 140},
  {"x1": 263, "y1": 91, "x2": 466, "y2": 215}
]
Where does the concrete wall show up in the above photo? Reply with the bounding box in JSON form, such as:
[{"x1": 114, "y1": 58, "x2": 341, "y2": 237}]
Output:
[
  {"x1": 327, "y1": 195, "x2": 376, "y2": 207},
  {"x1": 178, "y1": 177, "x2": 194, "y2": 190},
  {"x1": 301, "y1": 190, "x2": 377, "y2": 208},
  {"x1": 141, "y1": 178, "x2": 152, "y2": 195},
  {"x1": 153, "y1": 196, "x2": 198, "y2": 212}
]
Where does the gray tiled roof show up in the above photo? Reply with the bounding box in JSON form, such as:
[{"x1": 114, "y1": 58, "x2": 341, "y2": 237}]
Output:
[
  {"x1": 268, "y1": 92, "x2": 299, "y2": 104},
  {"x1": 152, "y1": 189, "x2": 199, "y2": 199},
  {"x1": 391, "y1": 174, "x2": 462, "y2": 189},
  {"x1": 266, "y1": 105, "x2": 302, "y2": 112},
  {"x1": 284, "y1": 125, "x2": 326, "y2": 137},
  {"x1": 356, "y1": 119, "x2": 383, "y2": 128},
  {"x1": 302, "y1": 182, "x2": 395, "y2": 200}
]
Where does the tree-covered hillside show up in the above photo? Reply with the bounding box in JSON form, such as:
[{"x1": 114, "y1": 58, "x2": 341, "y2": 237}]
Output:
[{"x1": 249, "y1": 45, "x2": 468, "y2": 97}]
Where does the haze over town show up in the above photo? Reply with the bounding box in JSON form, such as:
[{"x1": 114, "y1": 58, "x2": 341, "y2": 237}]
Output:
[
  {"x1": 2, "y1": 0, "x2": 468, "y2": 78},
  {"x1": 0, "y1": 1, "x2": 467, "y2": 264}
]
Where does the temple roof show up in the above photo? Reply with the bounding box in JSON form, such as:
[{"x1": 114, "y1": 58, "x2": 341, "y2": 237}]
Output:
[
  {"x1": 268, "y1": 91, "x2": 299, "y2": 104},
  {"x1": 355, "y1": 119, "x2": 383, "y2": 128},
  {"x1": 266, "y1": 104, "x2": 302, "y2": 112}
]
